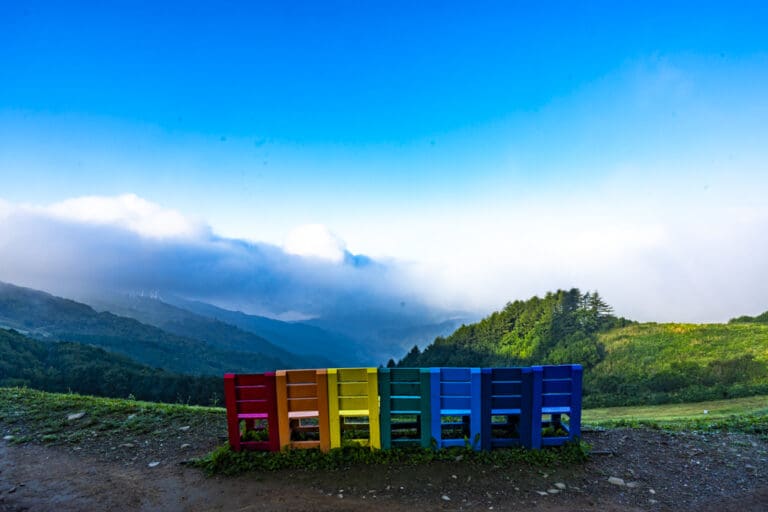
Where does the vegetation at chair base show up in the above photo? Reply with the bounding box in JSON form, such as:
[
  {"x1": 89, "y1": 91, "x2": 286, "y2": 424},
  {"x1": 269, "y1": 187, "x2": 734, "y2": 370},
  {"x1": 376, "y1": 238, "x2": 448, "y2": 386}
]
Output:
[
  {"x1": 395, "y1": 288, "x2": 768, "y2": 408},
  {"x1": 193, "y1": 441, "x2": 590, "y2": 476},
  {"x1": 0, "y1": 329, "x2": 222, "y2": 406}
]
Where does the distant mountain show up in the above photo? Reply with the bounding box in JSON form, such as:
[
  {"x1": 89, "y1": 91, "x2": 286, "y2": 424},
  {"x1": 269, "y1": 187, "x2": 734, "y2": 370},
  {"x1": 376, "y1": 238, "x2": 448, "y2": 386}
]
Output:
[
  {"x1": 304, "y1": 310, "x2": 466, "y2": 364},
  {"x1": 0, "y1": 327, "x2": 220, "y2": 405},
  {"x1": 0, "y1": 281, "x2": 299, "y2": 375},
  {"x1": 164, "y1": 296, "x2": 369, "y2": 366},
  {"x1": 84, "y1": 294, "x2": 327, "y2": 367}
]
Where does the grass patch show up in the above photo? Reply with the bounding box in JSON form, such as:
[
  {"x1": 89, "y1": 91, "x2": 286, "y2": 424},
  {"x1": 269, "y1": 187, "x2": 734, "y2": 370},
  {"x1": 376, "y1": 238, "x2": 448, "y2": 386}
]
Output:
[
  {"x1": 583, "y1": 394, "x2": 768, "y2": 437},
  {"x1": 192, "y1": 441, "x2": 590, "y2": 476},
  {"x1": 0, "y1": 387, "x2": 225, "y2": 446}
]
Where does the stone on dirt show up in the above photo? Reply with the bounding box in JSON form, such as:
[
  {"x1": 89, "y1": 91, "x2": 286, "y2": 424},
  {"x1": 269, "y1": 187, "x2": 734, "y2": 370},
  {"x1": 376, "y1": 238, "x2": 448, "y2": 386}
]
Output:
[
  {"x1": 554, "y1": 482, "x2": 566, "y2": 490},
  {"x1": 608, "y1": 477, "x2": 626, "y2": 486},
  {"x1": 148, "y1": 461, "x2": 160, "y2": 468},
  {"x1": 67, "y1": 412, "x2": 86, "y2": 421}
]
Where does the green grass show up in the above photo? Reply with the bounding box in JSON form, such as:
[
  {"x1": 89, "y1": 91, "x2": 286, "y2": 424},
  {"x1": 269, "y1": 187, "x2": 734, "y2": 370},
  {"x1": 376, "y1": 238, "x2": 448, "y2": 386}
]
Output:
[
  {"x1": 583, "y1": 394, "x2": 768, "y2": 436},
  {"x1": 584, "y1": 394, "x2": 768, "y2": 423},
  {"x1": 0, "y1": 387, "x2": 225, "y2": 446}
]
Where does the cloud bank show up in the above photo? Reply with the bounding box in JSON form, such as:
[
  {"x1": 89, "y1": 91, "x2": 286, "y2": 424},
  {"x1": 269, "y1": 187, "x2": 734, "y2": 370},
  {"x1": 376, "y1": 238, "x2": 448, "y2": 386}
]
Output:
[{"x1": 0, "y1": 195, "x2": 433, "y2": 325}]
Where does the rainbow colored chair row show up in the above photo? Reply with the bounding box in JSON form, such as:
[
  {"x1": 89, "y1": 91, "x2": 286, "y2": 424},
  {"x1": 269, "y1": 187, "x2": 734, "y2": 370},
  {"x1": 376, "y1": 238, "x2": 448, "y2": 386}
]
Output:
[{"x1": 225, "y1": 364, "x2": 582, "y2": 452}]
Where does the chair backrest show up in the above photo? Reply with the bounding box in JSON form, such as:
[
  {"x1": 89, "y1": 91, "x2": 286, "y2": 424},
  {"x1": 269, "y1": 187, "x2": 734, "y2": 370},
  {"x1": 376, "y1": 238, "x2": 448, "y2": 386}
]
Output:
[
  {"x1": 327, "y1": 367, "x2": 380, "y2": 448},
  {"x1": 224, "y1": 372, "x2": 279, "y2": 451},
  {"x1": 275, "y1": 369, "x2": 330, "y2": 452},
  {"x1": 485, "y1": 367, "x2": 526, "y2": 413},
  {"x1": 431, "y1": 367, "x2": 479, "y2": 414},
  {"x1": 278, "y1": 369, "x2": 325, "y2": 414},
  {"x1": 379, "y1": 368, "x2": 431, "y2": 449}
]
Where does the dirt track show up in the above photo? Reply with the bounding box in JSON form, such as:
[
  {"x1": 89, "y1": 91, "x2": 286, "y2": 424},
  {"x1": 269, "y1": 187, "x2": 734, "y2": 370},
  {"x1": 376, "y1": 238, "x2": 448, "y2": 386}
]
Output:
[{"x1": 1, "y1": 429, "x2": 767, "y2": 511}]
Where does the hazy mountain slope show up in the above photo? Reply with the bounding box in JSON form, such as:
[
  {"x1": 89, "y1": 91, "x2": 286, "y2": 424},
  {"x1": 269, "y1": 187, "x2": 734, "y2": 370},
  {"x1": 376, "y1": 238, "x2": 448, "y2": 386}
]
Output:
[
  {"x1": 0, "y1": 282, "x2": 296, "y2": 375},
  {"x1": 85, "y1": 294, "x2": 326, "y2": 367},
  {"x1": 165, "y1": 296, "x2": 369, "y2": 365},
  {"x1": 0, "y1": 328, "x2": 220, "y2": 405}
]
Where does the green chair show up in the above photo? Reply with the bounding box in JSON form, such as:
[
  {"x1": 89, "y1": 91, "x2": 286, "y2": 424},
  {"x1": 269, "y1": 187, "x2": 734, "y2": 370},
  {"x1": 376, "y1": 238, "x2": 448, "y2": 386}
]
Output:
[{"x1": 379, "y1": 368, "x2": 432, "y2": 449}]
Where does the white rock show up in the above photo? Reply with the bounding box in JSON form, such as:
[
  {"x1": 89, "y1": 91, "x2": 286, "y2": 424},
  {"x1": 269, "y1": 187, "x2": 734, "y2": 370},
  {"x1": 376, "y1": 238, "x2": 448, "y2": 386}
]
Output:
[
  {"x1": 2, "y1": 435, "x2": 14, "y2": 441},
  {"x1": 536, "y1": 491, "x2": 549, "y2": 496},
  {"x1": 608, "y1": 477, "x2": 626, "y2": 486},
  {"x1": 442, "y1": 495, "x2": 451, "y2": 501},
  {"x1": 626, "y1": 481, "x2": 641, "y2": 489},
  {"x1": 337, "y1": 494, "x2": 343, "y2": 499},
  {"x1": 554, "y1": 482, "x2": 566, "y2": 490},
  {"x1": 179, "y1": 425, "x2": 191, "y2": 431},
  {"x1": 181, "y1": 443, "x2": 192, "y2": 449},
  {"x1": 649, "y1": 499, "x2": 659, "y2": 504},
  {"x1": 148, "y1": 461, "x2": 160, "y2": 468},
  {"x1": 649, "y1": 489, "x2": 656, "y2": 494},
  {"x1": 67, "y1": 412, "x2": 86, "y2": 421},
  {"x1": 547, "y1": 489, "x2": 560, "y2": 494}
]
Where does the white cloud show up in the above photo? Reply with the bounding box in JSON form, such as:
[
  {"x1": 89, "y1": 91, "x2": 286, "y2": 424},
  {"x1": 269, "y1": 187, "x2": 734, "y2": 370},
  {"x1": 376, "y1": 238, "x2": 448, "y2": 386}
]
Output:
[
  {"x1": 42, "y1": 194, "x2": 205, "y2": 239},
  {"x1": 283, "y1": 224, "x2": 347, "y2": 263}
]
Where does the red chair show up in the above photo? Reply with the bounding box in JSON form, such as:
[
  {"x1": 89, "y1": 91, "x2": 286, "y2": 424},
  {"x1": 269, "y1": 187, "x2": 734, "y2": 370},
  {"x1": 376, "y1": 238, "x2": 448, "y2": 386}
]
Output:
[{"x1": 224, "y1": 372, "x2": 280, "y2": 451}]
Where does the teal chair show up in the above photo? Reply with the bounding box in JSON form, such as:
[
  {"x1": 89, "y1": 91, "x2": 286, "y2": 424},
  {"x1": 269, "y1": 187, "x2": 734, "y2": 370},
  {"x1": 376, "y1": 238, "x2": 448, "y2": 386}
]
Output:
[{"x1": 379, "y1": 368, "x2": 431, "y2": 449}]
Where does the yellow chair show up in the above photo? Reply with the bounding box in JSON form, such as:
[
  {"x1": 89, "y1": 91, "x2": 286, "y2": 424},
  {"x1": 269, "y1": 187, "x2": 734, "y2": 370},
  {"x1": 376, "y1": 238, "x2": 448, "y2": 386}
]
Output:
[{"x1": 327, "y1": 367, "x2": 381, "y2": 449}]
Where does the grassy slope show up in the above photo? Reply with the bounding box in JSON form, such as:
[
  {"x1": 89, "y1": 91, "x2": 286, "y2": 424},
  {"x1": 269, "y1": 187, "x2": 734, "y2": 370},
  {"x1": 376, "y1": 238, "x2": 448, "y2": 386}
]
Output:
[
  {"x1": 583, "y1": 394, "x2": 768, "y2": 424},
  {"x1": 597, "y1": 322, "x2": 768, "y2": 371}
]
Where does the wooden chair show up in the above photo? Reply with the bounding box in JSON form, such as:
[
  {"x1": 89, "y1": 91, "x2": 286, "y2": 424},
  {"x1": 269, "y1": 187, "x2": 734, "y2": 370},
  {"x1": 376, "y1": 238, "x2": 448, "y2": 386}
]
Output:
[
  {"x1": 429, "y1": 367, "x2": 483, "y2": 450},
  {"x1": 530, "y1": 364, "x2": 583, "y2": 448},
  {"x1": 327, "y1": 367, "x2": 381, "y2": 449},
  {"x1": 275, "y1": 369, "x2": 330, "y2": 452},
  {"x1": 224, "y1": 372, "x2": 280, "y2": 452},
  {"x1": 379, "y1": 368, "x2": 432, "y2": 449},
  {"x1": 480, "y1": 367, "x2": 536, "y2": 449}
]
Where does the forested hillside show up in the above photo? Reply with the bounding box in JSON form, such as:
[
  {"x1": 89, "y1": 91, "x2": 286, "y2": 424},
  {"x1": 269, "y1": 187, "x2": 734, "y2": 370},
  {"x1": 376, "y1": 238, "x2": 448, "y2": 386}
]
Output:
[
  {"x1": 395, "y1": 289, "x2": 768, "y2": 407},
  {"x1": 0, "y1": 328, "x2": 220, "y2": 405},
  {"x1": 87, "y1": 295, "x2": 327, "y2": 367},
  {"x1": 0, "y1": 282, "x2": 296, "y2": 375}
]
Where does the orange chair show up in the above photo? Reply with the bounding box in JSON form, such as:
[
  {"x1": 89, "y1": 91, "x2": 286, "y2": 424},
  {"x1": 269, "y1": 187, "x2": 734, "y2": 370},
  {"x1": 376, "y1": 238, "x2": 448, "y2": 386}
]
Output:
[
  {"x1": 275, "y1": 369, "x2": 331, "y2": 452},
  {"x1": 224, "y1": 372, "x2": 280, "y2": 452}
]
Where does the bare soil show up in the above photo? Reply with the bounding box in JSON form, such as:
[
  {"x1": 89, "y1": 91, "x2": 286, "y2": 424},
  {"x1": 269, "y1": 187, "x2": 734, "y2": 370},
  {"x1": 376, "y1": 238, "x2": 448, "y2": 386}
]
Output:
[{"x1": 1, "y1": 428, "x2": 767, "y2": 511}]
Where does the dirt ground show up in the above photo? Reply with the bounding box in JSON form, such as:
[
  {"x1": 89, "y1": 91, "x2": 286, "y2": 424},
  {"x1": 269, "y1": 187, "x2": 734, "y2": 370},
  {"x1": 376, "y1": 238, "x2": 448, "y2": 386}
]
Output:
[{"x1": 1, "y1": 428, "x2": 767, "y2": 512}]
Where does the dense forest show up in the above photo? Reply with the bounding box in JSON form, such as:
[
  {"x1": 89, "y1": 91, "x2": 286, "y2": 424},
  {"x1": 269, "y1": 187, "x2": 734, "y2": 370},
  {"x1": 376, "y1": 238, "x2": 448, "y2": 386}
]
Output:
[
  {"x1": 394, "y1": 289, "x2": 768, "y2": 407},
  {"x1": 0, "y1": 328, "x2": 221, "y2": 405}
]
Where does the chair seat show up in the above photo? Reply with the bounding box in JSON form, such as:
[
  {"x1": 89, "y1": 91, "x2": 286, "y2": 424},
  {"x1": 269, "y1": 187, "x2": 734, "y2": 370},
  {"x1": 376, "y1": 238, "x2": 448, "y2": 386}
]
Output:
[
  {"x1": 491, "y1": 408, "x2": 521, "y2": 415},
  {"x1": 238, "y1": 412, "x2": 269, "y2": 419},
  {"x1": 440, "y1": 409, "x2": 471, "y2": 416},
  {"x1": 288, "y1": 410, "x2": 319, "y2": 419},
  {"x1": 338, "y1": 409, "x2": 370, "y2": 416},
  {"x1": 542, "y1": 406, "x2": 571, "y2": 414}
]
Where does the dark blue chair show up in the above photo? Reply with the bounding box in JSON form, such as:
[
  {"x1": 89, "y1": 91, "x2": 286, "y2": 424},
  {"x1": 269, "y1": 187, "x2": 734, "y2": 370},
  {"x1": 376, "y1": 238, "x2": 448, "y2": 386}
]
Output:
[
  {"x1": 530, "y1": 364, "x2": 583, "y2": 448},
  {"x1": 480, "y1": 366, "x2": 536, "y2": 449}
]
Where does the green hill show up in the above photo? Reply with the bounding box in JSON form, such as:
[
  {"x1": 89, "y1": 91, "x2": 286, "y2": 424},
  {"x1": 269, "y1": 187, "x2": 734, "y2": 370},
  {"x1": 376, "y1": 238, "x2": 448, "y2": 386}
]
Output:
[
  {"x1": 587, "y1": 322, "x2": 768, "y2": 406},
  {"x1": 0, "y1": 328, "x2": 220, "y2": 405},
  {"x1": 395, "y1": 288, "x2": 768, "y2": 407},
  {"x1": 0, "y1": 281, "x2": 297, "y2": 375}
]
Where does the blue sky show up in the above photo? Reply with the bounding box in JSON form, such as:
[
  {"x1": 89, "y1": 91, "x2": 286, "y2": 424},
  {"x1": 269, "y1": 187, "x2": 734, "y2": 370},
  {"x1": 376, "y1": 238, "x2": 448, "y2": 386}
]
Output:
[{"x1": 1, "y1": 1, "x2": 767, "y2": 322}]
